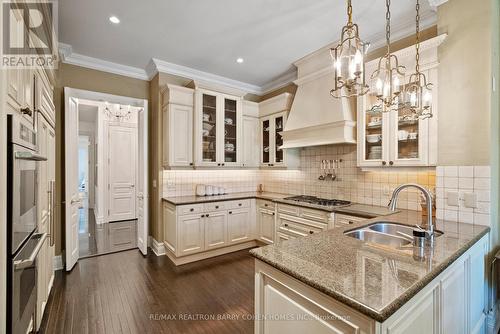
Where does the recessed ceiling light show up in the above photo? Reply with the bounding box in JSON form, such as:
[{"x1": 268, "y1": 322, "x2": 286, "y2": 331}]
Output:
[
  {"x1": 236, "y1": 58, "x2": 244, "y2": 64},
  {"x1": 109, "y1": 16, "x2": 120, "y2": 24}
]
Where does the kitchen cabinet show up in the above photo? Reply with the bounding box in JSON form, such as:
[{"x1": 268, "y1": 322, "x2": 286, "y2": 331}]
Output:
[
  {"x1": 35, "y1": 107, "x2": 56, "y2": 331},
  {"x1": 334, "y1": 213, "x2": 367, "y2": 228},
  {"x1": 227, "y1": 208, "x2": 252, "y2": 244},
  {"x1": 163, "y1": 199, "x2": 254, "y2": 264},
  {"x1": 178, "y1": 214, "x2": 205, "y2": 256},
  {"x1": 242, "y1": 100, "x2": 260, "y2": 168},
  {"x1": 357, "y1": 38, "x2": 441, "y2": 168},
  {"x1": 161, "y1": 84, "x2": 195, "y2": 168},
  {"x1": 255, "y1": 234, "x2": 488, "y2": 334},
  {"x1": 194, "y1": 89, "x2": 242, "y2": 167},
  {"x1": 205, "y1": 211, "x2": 228, "y2": 250},
  {"x1": 7, "y1": 67, "x2": 35, "y2": 126},
  {"x1": 257, "y1": 207, "x2": 275, "y2": 244},
  {"x1": 260, "y1": 112, "x2": 287, "y2": 167},
  {"x1": 276, "y1": 204, "x2": 332, "y2": 241}
]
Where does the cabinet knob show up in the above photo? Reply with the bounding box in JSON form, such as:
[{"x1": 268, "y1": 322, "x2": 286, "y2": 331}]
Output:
[
  {"x1": 238, "y1": 203, "x2": 242, "y2": 206},
  {"x1": 20, "y1": 107, "x2": 33, "y2": 116},
  {"x1": 201, "y1": 214, "x2": 205, "y2": 218},
  {"x1": 348, "y1": 221, "x2": 354, "y2": 225},
  {"x1": 272, "y1": 213, "x2": 275, "y2": 216},
  {"x1": 389, "y1": 161, "x2": 394, "y2": 166},
  {"x1": 229, "y1": 211, "x2": 232, "y2": 214},
  {"x1": 222, "y1": 163, "x2": 225, "y2": 166},
  {"x1": 382, "y1": 161, "x2": 387, "y2": 166},
  {"x1": 284, "y1": 223, "x2": 288, "y2": 227},
  {"x1": 189, "y1": 163, "x2": 193, "y2": 166},
  {"x1": 190, "y1": 208, "x2": 194, "y2": 212},
  {"x1": 309, "y1": 231, "x2": 314, "y2": 234},
  {"x1": 215, "y1": 206, "x2": 219, "y2": 209},
  {"x1": 206, "y1": 214, "x2": 210, "y2": 217},
  {"x1": 264, "y1": 204, "x2": 268, "y2": 207}
]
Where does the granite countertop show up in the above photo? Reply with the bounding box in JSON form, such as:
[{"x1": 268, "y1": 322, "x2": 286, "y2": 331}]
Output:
[
  {"x1": 163, "y1": 192, "x2": 393, "y2": 217},
  {"x1": 250, "y1": 210, "x2": 490, "y2": 322}
]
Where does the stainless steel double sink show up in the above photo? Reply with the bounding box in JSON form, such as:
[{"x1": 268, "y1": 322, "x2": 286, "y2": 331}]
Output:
[{"x1": 344, "y1": 222, "x2": 443, "y2": 249}]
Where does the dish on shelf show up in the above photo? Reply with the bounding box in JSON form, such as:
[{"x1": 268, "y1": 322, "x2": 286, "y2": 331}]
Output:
[
  {"x1": 202, "y1": 129, "x2": 210, "y2": 137},
  {"x1": 203, "y1": 158, "x2": 213, "y2": 162},
  {"x1": 225, "y1": 157, "x2": 233, "y2": 162},
  {"x1": 263, "y1": 146, "x2": 270, "y2": 153},
  {"x1": 203, "y1": 113, "x2": 210, "y2": 122},
  {"x1": 408, "y1": 132, "x2": 418, "y2": 140},
  {"x1": 203, "y1": 123, "x2": 214, "y2": 131},
  {"x1": 366, "y1": 134, "x2": 382, "y2": 143},
  {"x1": 367, "y1": 121, "x2": 382, "y2": 128},
  {"x1": 224, "y1": 117, "x2": 233, "y2": 125}
]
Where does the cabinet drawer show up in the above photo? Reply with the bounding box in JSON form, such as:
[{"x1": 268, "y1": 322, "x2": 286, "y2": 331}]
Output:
[
  {"x1": 204, "y1": 202, "x2": 226, "y2": 212},
  {"x1": 278, "y1": 204, "x2": 300, "y2": 216},
  {"x1": 178, "y1": 204, "x2": 204, "y2": 215},
  {"x1": 258, "y1": 200, "x2": 274, "y2": 210},
  {"x1": 278, "y1": 214, "x2": 327, "y2": 237},
  {"x1": 227, "y1": 199, "x2": 250, "y2": 209},
  {"x1": 335, "y1": 213, "x2": 366, "y2": 227},
  {"x1": 300, "y1": 208, "x2": 329, "y2": 223}
]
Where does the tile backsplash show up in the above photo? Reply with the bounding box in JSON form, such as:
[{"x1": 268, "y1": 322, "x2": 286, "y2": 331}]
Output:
[
  {"x1": 163, "y1": 145, "x2": 436, "y2": 211},
  {"x1": 435, "y1": 166, "x2": 491, "y2": 226}
]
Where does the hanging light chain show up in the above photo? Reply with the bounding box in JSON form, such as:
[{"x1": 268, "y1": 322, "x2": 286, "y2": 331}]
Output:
[
  {"x1": 385, "y1": 0, "x2": 391, "y2": 54},
  {"x1": 347, "y1": 0, "x2": 353, "y2": 25},
  {"x1": 415, "y1": 0, "x2": 420, "y2": 74}
]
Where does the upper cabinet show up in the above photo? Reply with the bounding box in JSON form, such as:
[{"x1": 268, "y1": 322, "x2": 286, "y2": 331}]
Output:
[
  {"x1": 258, "y1": 93, "x2": 299, "y2": 168},
  {"x1": 194, "y1": 89, "x2": 242, "y2": 167},
  {"x1": 357, "y1": 35, "x2": 445, "y2": 168},
  {"x1": 242, "y1": 100, "x2": 260, "y2": 168},
  {"x1": 162, "y1": 84, "x2": 195, "y2": 168}
]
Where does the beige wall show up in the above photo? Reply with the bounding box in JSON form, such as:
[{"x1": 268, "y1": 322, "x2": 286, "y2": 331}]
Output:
[
  {"x1": 54, "y1": 63, "x2": 150, "y2": 255},
  {"x1": 437, "y1": 0, "x2": 492, "y2": 165}
]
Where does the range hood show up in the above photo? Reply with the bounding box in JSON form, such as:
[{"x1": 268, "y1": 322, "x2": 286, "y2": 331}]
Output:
[{"x1": 280, "y1": 47, "x2": 357, "y2": 149}]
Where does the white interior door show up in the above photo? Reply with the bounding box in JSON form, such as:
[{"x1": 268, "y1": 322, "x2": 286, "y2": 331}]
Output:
[
  {"x1": 137, "y1": 108, "x2": 148, "y2": 255},
  {"x1": 108, "y1": 125, "x2": 137, "y2": 222},
  {"x1": 64, "y1": 94, "x2": 80, "y2": 271}
]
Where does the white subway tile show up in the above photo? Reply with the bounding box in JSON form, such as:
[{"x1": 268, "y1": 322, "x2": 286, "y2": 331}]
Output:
[
  {"x1": 474, "y1": 166, "x2": 491, "y2": 178},
  {"x1": 474, "y1": 213, "x2": 490, "y2": 226},
  {"x1": 444, "y1": 166, "x2": 458, "y2": 177},
  {"x1": 474, "y1": 178, "x2": 491, "y2": 190},
  {"x1": 458, "y1": 166, "x2": 474, "y2": 178}
]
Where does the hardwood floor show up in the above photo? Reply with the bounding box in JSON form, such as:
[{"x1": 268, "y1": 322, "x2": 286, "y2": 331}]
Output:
[{"x1": 39, "y1": 249, "x2": 256, "y2": 334}]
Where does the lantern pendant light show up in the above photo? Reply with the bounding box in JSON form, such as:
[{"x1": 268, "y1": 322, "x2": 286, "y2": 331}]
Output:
[
  {"x1": 330, "y1": 0, "x2": 369, "y2": 98},
  {"x1": 370, "y1": 0, "x2": 405, "y2": 112},
  {"x1": 402, "y1": 0, "x2": 433, "y2": 119}
]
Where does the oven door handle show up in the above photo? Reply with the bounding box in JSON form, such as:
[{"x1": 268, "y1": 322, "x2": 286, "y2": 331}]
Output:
[
  {"x1": 13, "y1": 233, "x2": 47, "y2": 270},
  {"x1": 15, "y1": 152, "x2": 47, "y2": 161}
]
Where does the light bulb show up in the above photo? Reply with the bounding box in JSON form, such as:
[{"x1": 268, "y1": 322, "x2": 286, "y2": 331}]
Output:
[
  {"x1": 335, "y1": 60, "x2": 342, "y2": 78},
  {"x1": 423, "y1": 91, "x2": 432, "y2": 107},
  {"x1": 393, "y1": 76, "x2": 400, "y2": 94},
  {"x1": 354, "y1": 49, "x2": 362, "y2": 65},
  {"x1": 410, "y1": 92, "x2": 417, "y2": 107},
  {"x1": 383, "y1": 81, "x2": 390, "y2": 99},
  {"x1": 349, "y1": 61, "x2": 356, "y2": 79},
  {"x1": 376, "y1": 78, "x2": 383, "y2": 95}
]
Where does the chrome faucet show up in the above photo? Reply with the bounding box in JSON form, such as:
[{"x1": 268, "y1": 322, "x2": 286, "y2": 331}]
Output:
[{"x1": 388, "y1": 183, "x2": 434, "y2": 238}]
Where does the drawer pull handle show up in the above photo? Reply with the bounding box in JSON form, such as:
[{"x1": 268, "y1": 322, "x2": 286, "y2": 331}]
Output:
[
  {"x1": 201, "y1": 214, "x2": 205, "y2": 218},
  {"x1": 309, "y1": 231, "x2": 314, "y2": 234},
  {"x1": 349, "y1": 221, "x2": 354, "y2": 224},
  {"x1": 215, "y1": 206, "x2": 219, "y2": 209},
  {"x1": 238, "y1": 203, "x2": 242, "y2": 206},
  {"x1": 190, "y1": 208, "x2": 194, "y2": 212},
  {"x1": 229, "y1": 211, "x2": 232, "y2": 214},
  {"x1": 284, "y1": 224, "x2": 288, "y2": 227},
  {"x1": 206, "y1": 214, "x2": 210, "y2": 217},
  {"x1": 272, "y1": 213, "x2": 275, "y2": 216},
  {"x1": 264, "y1": 204, "x2": 268, "y2": 207}
]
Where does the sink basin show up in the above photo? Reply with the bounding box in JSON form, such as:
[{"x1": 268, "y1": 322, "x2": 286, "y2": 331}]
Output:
[
  {"x1": 345, "y1": 230, "x2": 412, "y2": 248},
  {"x1": 368, "y1": 222, "x2": 444, "y2": 238}
]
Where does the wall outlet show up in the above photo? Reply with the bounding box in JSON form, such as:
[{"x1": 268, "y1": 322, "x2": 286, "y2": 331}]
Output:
[
  {"x1": 383, "y1": 185, "x2": 391, "y2": 196},
  {"x1": 446, "y1": 191, "x2": 459, "y2": 206}
]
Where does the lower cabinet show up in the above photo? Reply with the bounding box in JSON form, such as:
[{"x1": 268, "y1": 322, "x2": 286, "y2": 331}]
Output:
[
  {"x1": 205, "y1": 212, "x2": 228, "y2": 250},
  {"x1": 254, "y1": 234, "x2": 488, "y2": 334},
  {"x1": 258, "y1": 207, "x2": 275, "y2": 244},
  {"x1": 227, "y1": 208, "x2": 251, "y2": 244},
  {"x1": 178, "y1": 214, "x2": 205, "y2": 256}
]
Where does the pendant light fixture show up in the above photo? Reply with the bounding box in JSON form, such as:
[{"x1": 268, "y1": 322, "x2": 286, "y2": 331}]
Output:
[
  {"x1": 330, "y1": 0, "x2": 369, "y2": 98},
  {"x1": 370, "y1": 0, "x2": 405, "y2": 112},
  {"x1": 104, "y1": 102, "x2": 133, "y2": 121},
  {"x1": 402, "y1": 0, "x2": 433, "y2": 119}
]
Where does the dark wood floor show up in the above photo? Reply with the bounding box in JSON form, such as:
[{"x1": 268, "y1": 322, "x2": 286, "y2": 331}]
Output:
[{"x1": 39, "y1": 248, "x2": 256, "y2": 334}]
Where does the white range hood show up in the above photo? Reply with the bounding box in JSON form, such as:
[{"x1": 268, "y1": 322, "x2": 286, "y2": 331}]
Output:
[{"x1": 280, "y1": 45, "x2": 357, "y2": 149}]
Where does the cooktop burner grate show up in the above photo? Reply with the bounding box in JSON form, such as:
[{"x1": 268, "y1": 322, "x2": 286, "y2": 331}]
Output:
[{"x1": 283, "y1": 195, "x2": 351, "y2": 207}]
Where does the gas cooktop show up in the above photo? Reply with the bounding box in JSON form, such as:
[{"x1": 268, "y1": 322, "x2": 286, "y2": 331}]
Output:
[{"x1": 282, "y1": 195, "x2": 351, "y2": 208}]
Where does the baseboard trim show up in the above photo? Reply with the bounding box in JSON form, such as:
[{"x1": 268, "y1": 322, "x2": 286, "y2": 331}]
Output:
[
  {"x1": 165, "y1": 240, "x2": 259, "y2": 266},
  {"x1": 53, "y1": 255, "x2": 64, "y2": 271},
  {"x1": 151, "y1": 237, "x2": 166, "y2": 256}
]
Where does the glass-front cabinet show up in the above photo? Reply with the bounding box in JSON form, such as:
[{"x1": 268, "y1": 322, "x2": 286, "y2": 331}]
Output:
[
  {"x1": 358, "y1": 54, "x2": 438, "y2": 168},
  {"x1": 260, "y1": 112, "x2": 286, "y2": 167},
  {"x1": 195, "y1": 89, "x2": 242, "y2": 167}
]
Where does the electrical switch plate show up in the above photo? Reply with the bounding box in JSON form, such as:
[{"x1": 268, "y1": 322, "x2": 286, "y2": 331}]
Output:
[
  {"x1": 446, "y1": 191, "x2": 459, "y2": 207},
  {"x1": 463, "y1": 193, "x2": 478, "y2": 208}
]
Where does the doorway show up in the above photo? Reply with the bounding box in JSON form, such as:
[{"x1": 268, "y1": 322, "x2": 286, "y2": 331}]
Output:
[{"x1": 64, "y1": 88, "x2": 149, "y2": 270}]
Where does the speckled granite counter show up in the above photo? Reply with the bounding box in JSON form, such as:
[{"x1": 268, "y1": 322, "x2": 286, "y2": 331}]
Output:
[
  {"x1": 250, "y1": 210, "x2": 490, "y2": 322},
  {"x1": 163, "y1": 192, "x2": 393, "y2": 217}
]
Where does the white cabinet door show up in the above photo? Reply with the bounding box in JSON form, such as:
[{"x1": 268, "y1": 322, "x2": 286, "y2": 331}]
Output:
[
  {"x1": 221, "y1": 95, "x2": 242, "y2": 167},
  {"x1": 440, "y1": 261, "x2": 466, "y2": 334},
  {"x1": 108, "y1": 125, "x2": 137, "y2": 222},
  {"x1": 227, "y1": 208, "x2": 251, "y2": 244},
  {"x1": 242, "y1": 116, "x2": 259, "y2": 168},
  {"x1": 260, "y1": 116, "x2": 273, "y2": 167},
  {"x1": 164, "y1": 103, "x2": 193, "y2": 167},
  {"x1": 258, "y1": 208, "x2": 275, "y2": 244},
  {"x1": 196, "y1": 90, "x2": 220, "y2": 166},
  {"x1": 178, "y1": 214, "x2": 205, "y2": 256},
  {"x1": 205, "y1": 211, "x2": 228, "y2": 250}
]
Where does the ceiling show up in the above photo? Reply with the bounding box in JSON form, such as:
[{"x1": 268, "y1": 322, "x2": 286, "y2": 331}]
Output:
[{"x1": 59, "y1": 0, "x2": 436, "y2": 90}]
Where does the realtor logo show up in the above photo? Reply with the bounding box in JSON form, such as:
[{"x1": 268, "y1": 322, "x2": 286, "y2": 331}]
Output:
[{"x1": 2, "y1": 1, "x2": 58, "y2": 69}]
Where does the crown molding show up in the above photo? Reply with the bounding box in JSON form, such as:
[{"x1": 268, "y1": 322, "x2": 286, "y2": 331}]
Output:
[
  {"x1": 58, "y1": 43, "x2": 149, "y2": 80},
  {"x1": 147, "y1": 58, "x2": 262, "y2": 95},
  {"x1": 428, "y1": 0, "x2": 449, "y2": 11},
  {"x1": 259, "y1": 68, "x2": 297, "y2": 94}
]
